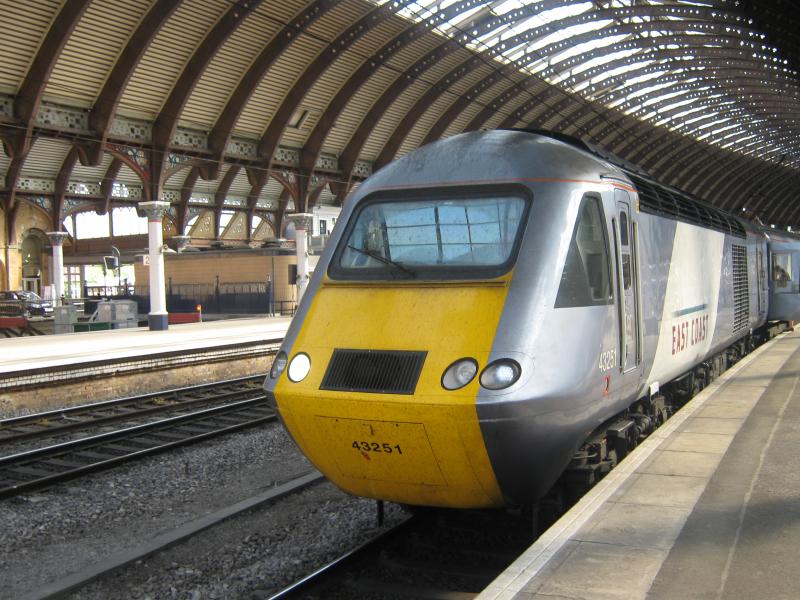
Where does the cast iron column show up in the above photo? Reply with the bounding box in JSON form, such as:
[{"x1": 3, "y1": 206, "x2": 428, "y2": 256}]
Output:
[
  {"x1": 140, "y1": 201, "x2": 170, "y2": 330},
  {"x1": 286, "y1": 213, "x2": 314, "y2": 302},
  {"x1": 46, "y1": 231, "x2": 69, "y2": 305}
]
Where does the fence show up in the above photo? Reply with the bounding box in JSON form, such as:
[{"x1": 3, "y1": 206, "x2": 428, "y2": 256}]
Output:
[{"x1": 85, "y1": 281, "x2": 296, "y2": 315}]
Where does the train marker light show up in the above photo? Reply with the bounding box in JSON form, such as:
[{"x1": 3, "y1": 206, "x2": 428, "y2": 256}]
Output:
[
  {"x1": 270, "y1": 351, "x2": 288, "y2": 379},
  {"x1": 441, "y1": 358, "x2": 478, "y2": 390},
  {"x1": 480, "y1": 359, "x2": 521, "y2": 390},
  {"x1": 287, "y1": 353, "x2": 311, "y2": 382}
]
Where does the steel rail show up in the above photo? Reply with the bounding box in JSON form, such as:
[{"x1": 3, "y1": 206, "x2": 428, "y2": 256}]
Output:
[
  {"x1": 23, "y1": 471, "x2": 325, "y2": 600},
  {"x1": 268, "y1": 508, "x2": 533, "y2": 599},
  {"x1": 0, "y1": 397, "x2": 275, "y2": 499},
  {"x1": 0, "y1": 375, "x2": 267, "y2": 444},
  {"x1": 267, "y1": 516, "x2": 417, "y2": 600}
]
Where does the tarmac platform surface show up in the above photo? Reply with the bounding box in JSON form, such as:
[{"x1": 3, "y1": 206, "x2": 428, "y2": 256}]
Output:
[
  {"x1": 480, "y1": 329, "x2": 800, "y2": 600},
  {"x1": 0, "y1": 316, "x2": 291, "y2": 374}
]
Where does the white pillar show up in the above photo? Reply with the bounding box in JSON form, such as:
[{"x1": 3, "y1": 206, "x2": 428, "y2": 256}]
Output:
[
  {"x1": 140, "y1": 201, "x2": 171, "y2": 330},
  {"x1": 286, "y1": 213, "x2": 314, "y2": 302},
  {"x1": 46, "y1": 232, "x2": 69, "y2": 306}
]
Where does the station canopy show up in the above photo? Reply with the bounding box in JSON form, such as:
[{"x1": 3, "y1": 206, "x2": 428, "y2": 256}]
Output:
[{"x1": 0, "y1": 0, "x2": 798, "y2": 236}]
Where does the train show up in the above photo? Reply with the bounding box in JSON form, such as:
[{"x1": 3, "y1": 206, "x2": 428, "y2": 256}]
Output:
[{"x1": 263, "y1": 129, "x2": 800, "y2": 509}]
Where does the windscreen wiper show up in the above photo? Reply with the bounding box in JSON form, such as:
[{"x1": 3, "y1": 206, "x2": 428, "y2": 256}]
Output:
[{"x1": 347, "y1": 244, "x2": 416, "y2": 278}]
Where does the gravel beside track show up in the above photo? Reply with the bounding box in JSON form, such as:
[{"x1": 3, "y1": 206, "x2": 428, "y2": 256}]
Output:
[{"x1": 1, "y1": 423, "x2": 405, "y2": 599}]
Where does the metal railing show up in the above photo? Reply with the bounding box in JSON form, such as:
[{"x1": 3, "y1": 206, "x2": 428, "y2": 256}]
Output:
[{"x1": 84, "y1": 281, "x2": 296, "y2": 315}]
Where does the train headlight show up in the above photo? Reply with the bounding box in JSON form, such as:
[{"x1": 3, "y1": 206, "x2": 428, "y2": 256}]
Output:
[
  {"x1": 287, "y1": 353, "x2": 311, "y2": 383},
  {"x1": 270, "y1": 351, "x2": 288, "y2": 379},
  {"x1": 480, "y1": 359, "x2": 521, "y2": 390},
  {"x1": 441, "y1": 358, "x2": 478, "y2": 390}
]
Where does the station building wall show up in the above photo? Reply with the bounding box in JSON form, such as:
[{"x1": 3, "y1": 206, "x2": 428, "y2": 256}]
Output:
[
  {"x1": 132, "y1": 250, "x2": 320, "y2": 303},
  {"x1": 1, "y1": 201, "x2": 54, "y2": 292}
]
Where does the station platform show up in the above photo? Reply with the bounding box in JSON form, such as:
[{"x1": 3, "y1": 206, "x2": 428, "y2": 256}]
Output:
[
  {"x1": 480, "y1": 329, "x2": 800, "y2": 600},
  {"x1": 0, "y1": 317, "x2": 290, "y2": 415}
]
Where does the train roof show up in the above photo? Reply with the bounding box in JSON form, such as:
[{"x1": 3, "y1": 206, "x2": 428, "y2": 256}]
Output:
[{"x1": 511, "y1": 129, "x2": 747, "y2": 239}]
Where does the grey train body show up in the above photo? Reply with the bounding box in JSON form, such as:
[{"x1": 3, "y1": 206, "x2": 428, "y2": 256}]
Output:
[{"x1": 273, "y1": 129, "x2": 797, "y2": 507}]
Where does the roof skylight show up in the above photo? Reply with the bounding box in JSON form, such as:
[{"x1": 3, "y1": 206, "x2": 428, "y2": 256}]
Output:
[{"x1": 373, "y1": 0, "x2": 797, "y2": 168}]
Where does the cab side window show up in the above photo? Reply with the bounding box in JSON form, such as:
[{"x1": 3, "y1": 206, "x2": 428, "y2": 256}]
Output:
[
  {"x1": 772, "y1": 253, "x2": 792, "y2": 287},
  {"x1": 555, "y1": 195, "x2": 613, "y2": 308}
]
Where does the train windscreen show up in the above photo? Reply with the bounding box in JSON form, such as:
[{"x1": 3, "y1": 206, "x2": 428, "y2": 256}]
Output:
[{"x1": 329, "y1": 190, "x2": 529, "y2": 280}]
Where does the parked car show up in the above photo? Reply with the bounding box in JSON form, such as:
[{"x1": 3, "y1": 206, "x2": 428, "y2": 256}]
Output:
[{"x1": 0, "y1": 291, "x2": 54, "y2": 317}]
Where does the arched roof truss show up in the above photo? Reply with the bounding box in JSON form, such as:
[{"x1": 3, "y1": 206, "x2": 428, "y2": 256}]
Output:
[{"x1": 1, "y1": 0, "x2": 799, "y2": 242}]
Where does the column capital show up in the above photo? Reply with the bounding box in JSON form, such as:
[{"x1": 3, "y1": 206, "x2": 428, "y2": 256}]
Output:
[
  {"x1": 171, "y1": 235, "x2": 191, "y2": 252},
  {"x1": 139, "y1": 200, "x2": 171, "y2": 221},
  {"x1": 286, "y1": 212, "x2": 314, "y2": 230},
  {"x1": 46, "y1": 231, "x2": 69, "y2": 246}
]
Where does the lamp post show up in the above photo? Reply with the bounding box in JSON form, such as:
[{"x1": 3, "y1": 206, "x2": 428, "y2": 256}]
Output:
[
  {"x1": 286, "y1": 213, "x2": 314, "y2": 302},
  {"x1": 46, "y1": 231, "x2": 69, "y2": 306},
  {"x1": 140, "y1": 201, "x2": 170, "y2": 330}
]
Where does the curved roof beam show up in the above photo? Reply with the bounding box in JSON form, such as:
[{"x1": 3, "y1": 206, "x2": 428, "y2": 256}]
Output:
[
  {"x1": 177, "y1": 166, "x2": 200, "y2": 234},
  {"x1": 746, "y1": 161, "x2": 799, "y2": 218},
  {"x1": 488, "y1": 34, "x2": 795, "y2": 137},
  {"x1": 707, "y1": 156, "x2": 784, "y2": 213},
  {"x1": 586, "y1": 72, "x2": 796, "y2": 149},
  {"x1": 417, "y1": 0, "x2": 592, "y2": 141},
  {"x1": 656, "y1": 126, "x2": 795, "y2": 187},
  {"x1": 337, "y1": 1, "x2": 543, "y2": 182},
  {"x1": 613, "y1": 107, "x2": 796, "y2": 175},
  {"x1": 462, "y1": 76, "x2": 548, "y2": 133},
  {"x1": 4, "y1": 0, "x2": 90, "y2": 219},
  {"x1": 84, "y1": 0, "x2": 181, "y2": 166},
  {"x1": 569, "y1": 56, "x2": 797, "y2": 140},
  {"x1": 212, "y1": 165, "x2": 241, "y2": 240},
  {"x1": 526, "y1": 26, "x2": 752, "y2": 85},
  {"x1": 682, "y1": 146, "x2": 757, "y2": 198},
  {"x1": 607, "y1": 90, "x2": 799, "y2": 174},
  {"x1": 721, "y1": 148, "x2": 796, "y2": 210},
  {"x1": 778, "y1": 181, "x2": 800, "y2": 224},
  {"x1": 151, "y1": 0, "x2": 263, "y2": 170},
  {"x1": 204, "y1": 0, "x2": 340, "y2": 179},
  {"x1": 101, "y1": 159, "x2": 124, "y2": 216},
  {"x1": 257, "y1": 2, "x2": 404, "y2": 189},
  {"x1": 53, "y1": 147, "x2": 80, "y2": 229},
  {"x1": 570, "y1": 51, "x2": 796, "y2": 102},
  {"x1": 495, "y1": 86, "x2": 571, "y2": 129},
  {"x1": 682, "y1": 128, "x2": 797, "y2": 193},
  {"x1": 12, "y1": 0, "x2": 91, "y2": 153},
  {"x1": 372, "y1": 5, "x2": 651, "y2": 168},
  {"x1": 300, "y1": 0, "x2": 489, "y2": 182},
  {"x1": 379, "y1": 4, "x2": 754, "y2": 167},
  {"x1": 525, "y1": 94, "x2": 584, "y2": 131},
  {"x1": 338, "y1": 38, "x2": 460, "y2": 179}
]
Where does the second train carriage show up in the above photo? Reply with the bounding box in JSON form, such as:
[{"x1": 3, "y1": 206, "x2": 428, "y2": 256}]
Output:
[{"x1": 265, "y1": 129, "x2": 779, "y2": 508}]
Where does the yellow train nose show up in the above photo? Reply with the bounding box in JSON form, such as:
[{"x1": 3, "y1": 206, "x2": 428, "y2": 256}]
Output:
[
  {"x1": 277, "y1": 393, "x2": 505, "y2": 508},
  {"x1": 272, "y1": 278, "x2": 513, "y2": 508}
]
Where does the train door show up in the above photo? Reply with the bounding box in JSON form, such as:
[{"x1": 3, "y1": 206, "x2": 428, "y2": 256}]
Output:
[
  {"x1": 614, "y1": 190, "x2": 640, "y2": 372},
  {"x1": 756, "y1": 248, "x2": 766, "y2": 316}
]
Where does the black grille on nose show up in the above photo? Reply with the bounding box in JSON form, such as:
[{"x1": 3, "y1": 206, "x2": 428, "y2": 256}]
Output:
[{"x1": 320, "y1": 349, "x2": 427, "y2": 395}]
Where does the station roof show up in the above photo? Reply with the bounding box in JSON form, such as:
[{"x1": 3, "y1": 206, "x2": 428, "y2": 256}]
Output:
[{"x1": 0, "y1": 0, "x2": 798, "y2": 235}]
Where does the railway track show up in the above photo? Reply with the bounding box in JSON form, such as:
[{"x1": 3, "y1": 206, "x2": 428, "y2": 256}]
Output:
[
  {"x1": 269, "y1": 509, "x2": 532, "y2": 599},
  {"x1": 0, "y1": 393, "x2": 276, "y2": 499},
  {"x1": 0, "y1": 375, "x2": 266, "y2": 445},
  {"x1": 21, "y1": 471, "x2": 325, "y2": 600}
]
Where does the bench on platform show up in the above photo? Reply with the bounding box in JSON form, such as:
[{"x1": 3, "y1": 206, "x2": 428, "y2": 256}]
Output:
[{"x1": 168, "y1": 312, "x2": 202, "y2": 325}]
